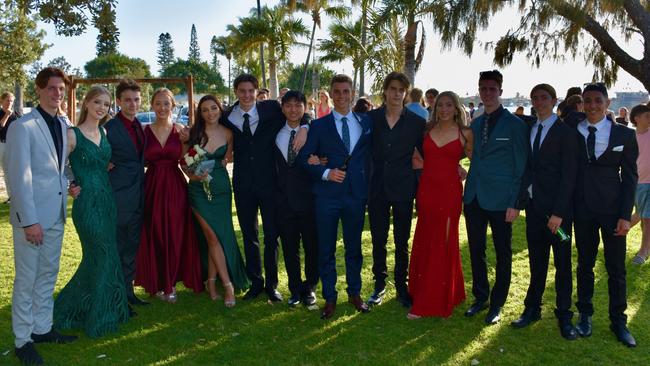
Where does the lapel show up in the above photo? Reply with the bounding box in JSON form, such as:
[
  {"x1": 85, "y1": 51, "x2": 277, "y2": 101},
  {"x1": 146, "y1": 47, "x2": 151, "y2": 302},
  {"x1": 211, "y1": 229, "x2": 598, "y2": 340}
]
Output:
[
  {"x1": 58, "y1": 115, "x2": 67, "y2": 172},
  {"x1": 112, "y1": 117, "x2": 140, "y2": 157},
  {"x1": 597, "y1": 121, "x2": 622, "y2": 162},
  {"x1": 350, "y1": 113, "x2": 369, "y2": 155},
  {"x1": 324, "y1": 113, "x2": 348, "y2": 153},
  {"x1": 253, "y1": 102, "x2": 265, "y2": 137},
  {"x1": 32, "y1": 109, "x2": 61, "y2": 171}
]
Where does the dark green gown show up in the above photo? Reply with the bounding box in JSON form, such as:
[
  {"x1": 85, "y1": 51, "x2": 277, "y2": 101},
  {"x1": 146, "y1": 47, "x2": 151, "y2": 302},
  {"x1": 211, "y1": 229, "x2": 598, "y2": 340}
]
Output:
[
  {"x1": 54, "y1": 127, "x2": 129, "y2": 337},
  {"x1": 188, "y1": 143, "x2": 250, "y2": 291}
]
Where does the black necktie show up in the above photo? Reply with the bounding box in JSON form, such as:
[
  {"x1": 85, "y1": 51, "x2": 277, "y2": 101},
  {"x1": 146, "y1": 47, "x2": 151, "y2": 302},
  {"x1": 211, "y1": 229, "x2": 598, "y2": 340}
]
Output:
[
  {"x1": 132, "y1": 120, "x2": 143, "y2": 152},
  {"x1": 532, "y1": 123, "x2": 543, "y2": 159},
  {"x1": 287, "y1": 130, "x2": 296, "y2": 166},
  {"x1": 243, "y1": 113, "x2": 252, "y2": 137},
  {"x1": 587, "y1": 125, "x2": 597, "y2": 162}
]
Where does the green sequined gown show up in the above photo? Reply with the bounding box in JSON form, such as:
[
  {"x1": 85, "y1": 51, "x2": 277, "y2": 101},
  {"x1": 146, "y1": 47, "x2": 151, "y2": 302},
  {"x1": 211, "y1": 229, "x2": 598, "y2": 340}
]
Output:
[
  {"x1": 54, "y1": 127, "x2": 129, "y2": 337},
  {"x1": 188, "y1": 143, "x2": 250, "y2": 291}
]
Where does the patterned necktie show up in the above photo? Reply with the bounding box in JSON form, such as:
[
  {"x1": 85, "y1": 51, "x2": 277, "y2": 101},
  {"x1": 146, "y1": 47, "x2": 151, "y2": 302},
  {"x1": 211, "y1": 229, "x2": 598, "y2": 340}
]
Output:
[
  {"x1": 481, "y1": 116, "x2": 489, "y2": 147},
  {"x1": 587, "y1": 126, "x2": 597, "y2": 162},
  {"x1": 243, "y1": 113, "x2": 252, "y2": 137},
  {"x1": 341, "y1": 116, "x2": 350, "y2": 152},
  {"x1": 532, "y1": 123, "x2": 543, "y2": 160},
  {"x1": 287, "y1": 129, "x2": 296, "y2": 166}
]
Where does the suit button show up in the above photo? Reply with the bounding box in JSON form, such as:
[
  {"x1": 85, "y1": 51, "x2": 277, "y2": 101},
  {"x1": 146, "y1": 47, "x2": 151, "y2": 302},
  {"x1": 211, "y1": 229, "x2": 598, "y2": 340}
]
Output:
[
  {"x1": 250, "y1": 157, "x2": 254, "y2": 160},
  {"x1": 387, "y1": 143, "x2": 391, "y2": 147},
  {"x1": 58, "y1": 192, "x2": 62, "y2": 195}
]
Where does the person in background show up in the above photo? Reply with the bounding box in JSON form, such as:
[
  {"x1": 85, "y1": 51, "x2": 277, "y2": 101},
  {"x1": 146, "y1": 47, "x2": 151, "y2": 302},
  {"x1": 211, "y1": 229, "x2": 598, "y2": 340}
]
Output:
[
  {"x1": 468, "y1": 102, "x2": 476, "y2": 119},
  {"x1": 514, "y1": 106, "x2": 525, "y2": 117},
  {"x1": 316, "y1": 89, "x2": 333, "y2": 118},
  {"x1": 616, "y1": 107, "x2": 630, "y2": 126},
  {"x1": 629, "y1": 104, "x2": 650, "y2": 265},
  {"x1": 558, "y1": 86, "x2": 582, "y2": 116},
  {"x1": 0, "y1": 92, "x2": 21, "y2": 203},
  {"x1": 257, "y1": 88, "x2": 270, "y2": 102},
  {"x1": 425, "y1": 88, "x2": 439, "y2": 119},
  {"x1": 279, "y1": 87, "x2": 290, "y2": 100},
  {"x1": 406, "y1": 88, "x2": 429, "y2": 120},
  {"x1": 353, "y1": 97, "x2": 372, "y2": 114}
]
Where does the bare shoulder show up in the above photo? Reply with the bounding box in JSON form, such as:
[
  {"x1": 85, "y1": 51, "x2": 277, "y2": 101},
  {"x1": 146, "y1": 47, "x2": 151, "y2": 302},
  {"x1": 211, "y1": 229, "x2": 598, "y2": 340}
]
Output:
[
  {"x1": 173, "y1": 123, "x2": 185, "y2": 132},
  {"x1": 462, "y1": 126, "x2": 473, "y2": 138}
]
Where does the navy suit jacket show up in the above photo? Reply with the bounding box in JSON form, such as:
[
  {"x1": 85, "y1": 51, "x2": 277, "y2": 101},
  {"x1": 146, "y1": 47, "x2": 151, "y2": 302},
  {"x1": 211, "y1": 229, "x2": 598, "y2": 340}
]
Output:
[{"x1": 297, "y1": 112, "x2": 371, "y2": 200}]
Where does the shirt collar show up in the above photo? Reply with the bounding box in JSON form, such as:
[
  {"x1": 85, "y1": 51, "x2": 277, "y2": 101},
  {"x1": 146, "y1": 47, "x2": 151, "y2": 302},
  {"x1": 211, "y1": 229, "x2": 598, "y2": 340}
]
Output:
[
  {"x1": 118, "y1": 111, "x2": 136, "y2": 123},
  {"x1": 581, "y1": 116, "x2": 610, "y2": 130},
  {"x1": 536, "y1": 113, "x2": 558, "y2": 128},
  {"x1": 332, "y1": 109, "x2": 354, "y2": 122},
  {"x1": 36, "y1": 105, "x2": 57, "y2": 122},
  {"x1": 284, "y1": 121, "x2": 300, "y2": 132},
  {"x1": 237, "y1": 103, "x2": 258, "y2": 118}
]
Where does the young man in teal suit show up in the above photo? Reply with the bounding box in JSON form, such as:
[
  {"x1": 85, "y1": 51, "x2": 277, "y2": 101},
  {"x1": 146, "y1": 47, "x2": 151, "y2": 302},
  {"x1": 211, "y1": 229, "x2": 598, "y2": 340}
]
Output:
[{"x1": 463, "y1": 70, "x2": 529, "y2": 324}]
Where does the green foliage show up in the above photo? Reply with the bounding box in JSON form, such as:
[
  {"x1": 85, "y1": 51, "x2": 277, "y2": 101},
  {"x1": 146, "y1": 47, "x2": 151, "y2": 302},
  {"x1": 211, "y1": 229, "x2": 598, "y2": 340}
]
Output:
[
  {"x1": 280, "y1": 62, "x2": 336, "y2": 92},
  {"x1": 95, "y1": 1, "x2": 119, "y2": 56},
  {"x1": 30, "y1": 0, "x2": 119, "y2": 37},
  {"x1": 0, "y1": 4, "x2": 48, "y2": 85},
  {"x1": 157, "y1": 32, "x2": 175, "y2": 71},
  {"x1": 161, "y1": 59, "x2": 226, "y2": 95},
  {"x1": 84, "y1": 53, "x2": 152, "y2": 79},
  {"x1": 209, "y1": 36, "x2": 222, "y2": 72},
  {"x1": 188, "y1": 24, "x2": 201, "y2": 62}
]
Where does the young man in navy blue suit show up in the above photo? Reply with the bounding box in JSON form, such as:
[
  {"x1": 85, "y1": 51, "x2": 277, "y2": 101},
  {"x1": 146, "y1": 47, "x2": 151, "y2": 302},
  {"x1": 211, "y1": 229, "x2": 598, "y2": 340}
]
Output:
[
  {"x1": 463, "y1": 70, "x2": 529, "y2": 324},
  {"x1": 570, "y1": 83, "x2": 638, "y2": 347},
  {"x1": 298, "y1": 74, "x2": 372, "y2": 319}
]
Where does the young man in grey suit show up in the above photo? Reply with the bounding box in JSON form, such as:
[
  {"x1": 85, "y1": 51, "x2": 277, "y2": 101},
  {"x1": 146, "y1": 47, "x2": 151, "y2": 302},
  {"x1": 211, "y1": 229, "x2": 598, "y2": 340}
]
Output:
[{"x1": 6, "y1": 67, "x2": 77, "y2": 365}]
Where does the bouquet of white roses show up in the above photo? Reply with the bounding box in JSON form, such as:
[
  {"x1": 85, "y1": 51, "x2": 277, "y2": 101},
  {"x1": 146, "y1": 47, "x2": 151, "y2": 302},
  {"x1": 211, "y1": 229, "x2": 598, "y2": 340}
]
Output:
[{"x1": 181, "y1": 144, "x2": 216, "y2": 201}]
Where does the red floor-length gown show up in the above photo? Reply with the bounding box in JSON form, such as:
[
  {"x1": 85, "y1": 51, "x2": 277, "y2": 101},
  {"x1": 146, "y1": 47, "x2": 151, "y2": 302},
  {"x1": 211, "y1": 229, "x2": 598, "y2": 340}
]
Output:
[
  {"x1": 135, "y1": 125, "x2": 203, "y2": 295},
  {"x1": 408, "y1": 131, "x2": 466, "y2": 317}
]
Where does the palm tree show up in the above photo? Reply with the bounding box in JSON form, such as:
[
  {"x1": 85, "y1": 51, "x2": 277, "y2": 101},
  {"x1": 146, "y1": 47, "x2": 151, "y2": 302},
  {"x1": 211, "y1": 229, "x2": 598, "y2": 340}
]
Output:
[
  {"x1": 212, "y1": 35, "x2": 234, "y2": 103},
  {"x1": 350, "y1": 0, "x2": 376, "y2": 96},
  {"x1": 284, "y1": 0, "x2": 350, "y2": 92},
  {"x1": 318, "y1": 20, "x2": 366, "y2": 92},
  {"x1": 374, "y1": 0, "x2": 432, "y2": 84},
  {"x1": 228, "y1": 5, "x2": 309, "y2": 98}
]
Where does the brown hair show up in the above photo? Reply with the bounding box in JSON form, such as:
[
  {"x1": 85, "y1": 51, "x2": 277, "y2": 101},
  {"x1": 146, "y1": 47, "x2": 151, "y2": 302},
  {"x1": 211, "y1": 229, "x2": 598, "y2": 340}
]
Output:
[
  {"x1": 409, "y1": 88, "x2": 424, "y2": 106},
  {"x1": 530, "y1": 83, "x2": 557, "y2": 99},
  {"x1": 1, "y1": 92, "x2": 15, "y2": 101},
  {"x1": 478, "y1": 69, "x2": 503, "y2": 88},
  {"x1": 77, "y1": 86, "x2": 111, "y2": 126},
  {"x1": 565, "y1": 95, "x2": 583, "y2": 109},
  {"x1": 188, "y1": 94, "x2": 225, "y2": 147},
  {"x1": 150, "y1": 88, "x2": 176, "y2": 108},
  {"x1": 630, "y1": 104, "x2": 650, "y2": 127},
  {"x1": 35, "y1": 67, "x2": 70, "y2": 89},
  {"x1": 233, "y1": 73, "x2": 259, "y2": 90},
  {"x1": 381, "y1": 72, "x2": 410, "y2": 103},
  {"x1": 330, "y1": 74, "x2": 353, "y2": 88},
  {"x1": 116, "y1": 79, "x2": 141, "y2": 99},
  {"x1": 424, "y1": 91, "x2": 467, "y2": 134}
]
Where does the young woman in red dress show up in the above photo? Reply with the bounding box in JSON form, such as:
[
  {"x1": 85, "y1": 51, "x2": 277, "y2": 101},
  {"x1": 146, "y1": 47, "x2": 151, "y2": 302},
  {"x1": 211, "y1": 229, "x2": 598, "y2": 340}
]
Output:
[
  {"x1": 135, "y1": 88, "x2": 203, "y2": 302},
  {"x1": 408, "y1": 91, "x2": 473, "y2": 318}
]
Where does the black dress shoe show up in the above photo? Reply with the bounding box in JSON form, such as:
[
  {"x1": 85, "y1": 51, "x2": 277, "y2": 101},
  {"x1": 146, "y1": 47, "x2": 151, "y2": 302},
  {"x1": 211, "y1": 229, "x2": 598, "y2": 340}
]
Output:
[
  {"x1": 485, "y1": 307, "x2": 502, "y2": 325},
  {"x1": 243, "y1": 288, "x2": 263, "y2": 300},
  {"x1": 366, "y1": 288, "x2": 385, "y2": 306},
  {"x1": 31, "y1": 329, "x2": 77, "y2": 344},
  {"x1": 288, "y1": 293, "x2": 301, "y2": 307},
  {"x1": 128, "y1": 294, "x2": 150, "y2": 306},
  {"x1": 559, "y1": 320, "x2": 578, "y2": 340},
  {"x1": 464, "y1": 302, "x2": 488, "y2": 317},
  {"x1": 510, "y1": 308, "x2": 541, "y2": 328},
  {"x1": 349, "y1": 295, "x2": 371, "y2": 313},
  {"x1": 302, "y1": 291, "x2": 317, "y2": 307},
  {"x1": 267, "y1": 289, "x2": 283, "y2": 302},
  {"x1": 575, "y1": 314, "x2": 592, "y2": 337},
  {"x1": 128, "y1": 304, "x2": 138, "y2": 317},
  {"x1": 15, "y1": 342, "x2": 43, "y2": 365},
  {"x1": 321, "y1": 302, "x2": 336, "y2": 319},
  {"x1": 396, "y1": 293, "x2": 412, "y2": 308},
  {"x1": 610, "y1": 324, "x2": 637, "y2": 347}
]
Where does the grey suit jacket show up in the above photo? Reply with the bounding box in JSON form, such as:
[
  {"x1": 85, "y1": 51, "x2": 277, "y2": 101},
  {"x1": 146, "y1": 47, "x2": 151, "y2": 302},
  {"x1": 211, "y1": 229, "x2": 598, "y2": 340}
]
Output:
[{"x1": 5, "y1": 109, "x2": 68, "y2": 229}]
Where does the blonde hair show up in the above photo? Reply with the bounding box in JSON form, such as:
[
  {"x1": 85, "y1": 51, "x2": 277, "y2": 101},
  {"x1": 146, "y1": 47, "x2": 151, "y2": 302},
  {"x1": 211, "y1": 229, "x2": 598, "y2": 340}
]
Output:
[
  {"x1": 425, "y1": 91, "x2": 467, "y2": 134},
  {"x1": 1, "y1": 92, "x2": 15, "y2": 101},
  {"x1": 318, "y1": 89, "x2": 332, "y2": 108},
  {"x1": 77, "y1": 86, "x2": 111, "y2": 126},
  {"x1": 151, "y1": 88, "x2": 176, "y2": 108}
]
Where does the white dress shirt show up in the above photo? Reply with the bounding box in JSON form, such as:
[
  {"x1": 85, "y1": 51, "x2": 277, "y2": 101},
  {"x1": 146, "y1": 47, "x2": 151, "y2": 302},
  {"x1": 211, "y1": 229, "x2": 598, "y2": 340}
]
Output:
[
  {"x1": 275, "y1": 122, "x2": 300, "y2": 162},
  {"x1": 577, "y1": 116, "x2": 611, "y2": 159},
  {"x1": 322, "y1": 109, "x2": 363, "y2": 181},
  {"x1": 228, "y1": 103, "x2": 259, "y2": 134},
  {"x1": 530, "y1": 113, "x2": 558, "y2": 148}
]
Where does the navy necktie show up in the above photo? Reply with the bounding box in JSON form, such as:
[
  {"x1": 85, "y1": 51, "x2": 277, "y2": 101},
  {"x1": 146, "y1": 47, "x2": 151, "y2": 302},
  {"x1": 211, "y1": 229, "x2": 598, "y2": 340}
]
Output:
[
  {"x1": 341, "y1": 116, "x2": 350, "y2": 152},
  {"x1": 287, "y1": 129, "x2": 296, "y2": 166},
  {"x1": 532, "y1": 123, "x2": 543, "y2": 159},
  {"x1": 243, "y1": 113, "x2": 252, "y2": 137},
  {"x1": 587, "y1": 126, "x2": 597, "y2": 162}
]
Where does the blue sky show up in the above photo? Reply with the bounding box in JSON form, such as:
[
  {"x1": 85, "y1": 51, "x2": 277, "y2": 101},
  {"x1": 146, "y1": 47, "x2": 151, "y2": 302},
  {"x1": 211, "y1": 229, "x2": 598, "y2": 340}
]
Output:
[{"x1": 38, "y1": 0, "x2": 645, "y2": 98}]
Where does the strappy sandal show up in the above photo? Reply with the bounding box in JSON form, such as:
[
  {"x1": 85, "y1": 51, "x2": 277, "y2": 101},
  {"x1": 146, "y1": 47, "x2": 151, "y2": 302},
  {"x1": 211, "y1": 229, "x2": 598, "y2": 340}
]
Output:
[
  {"x1": 166, "y1": 288, "x2": 177, "y2": 303},
  {"x1": 206, "y1": 278, "x2": 222, "y2": 301},
  {"x1": 224, "y1": 282, "x2": 236, "y2": 308},
  {"x1": 407, "y1": 313, "x2": 422, "y2": 320},
  {"x1": 632, "y1": 254, "x2": 647, "y2": 265}
]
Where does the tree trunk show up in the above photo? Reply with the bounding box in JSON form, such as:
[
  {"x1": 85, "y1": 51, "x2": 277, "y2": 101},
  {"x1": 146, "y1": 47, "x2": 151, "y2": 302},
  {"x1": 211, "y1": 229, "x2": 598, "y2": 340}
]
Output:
[
  {"x1": 300, "y1": 20, "x2": 317, "y2": 93},
  {"x1": 353, "y1": 68, "x2": 358, "y2": 99},
  {"x1": 403, "y1": 14, "x2": 418, "y2": 85},
  {"x1": 257, "y1": 0, "x2": 267, "y2": 88},
  {"x1": 14, "y1": 81, "x2": 23, "y2": 115},
  {"x1": 227, "y1": 57, "x2": 232, "y2": 104},
  {"x1": 268, "y1": 48, "x2": 279, "y2": 99},
  {"x1": 359, "y1": 4, "x2": 367, "y2": 96}
]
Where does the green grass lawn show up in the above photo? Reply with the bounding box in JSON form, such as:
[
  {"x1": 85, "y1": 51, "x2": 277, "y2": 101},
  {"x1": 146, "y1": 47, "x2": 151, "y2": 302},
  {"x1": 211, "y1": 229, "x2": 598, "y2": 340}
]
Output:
[{"x1": 0, "y1": 195, "x2": 648, "y2": 365}]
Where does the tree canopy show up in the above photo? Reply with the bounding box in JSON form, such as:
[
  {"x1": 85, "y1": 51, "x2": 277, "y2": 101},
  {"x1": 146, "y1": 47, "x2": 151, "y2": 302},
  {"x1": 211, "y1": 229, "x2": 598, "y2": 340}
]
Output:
[
  {"x1": 161, "y1": 59, "x2": 226, "y2": 95},
  {"x1": 188, "y1": 24, "x2": 201, "y2": 62},
  {"x1": 85, "y1": 53, "x2": 152, "y2": 79},
  {"x1": 95, "y1": 2, "x2": 119, "y2": 56},
  {"x1": 157, "y1": 32, "x2": 175, "y2": 71}
]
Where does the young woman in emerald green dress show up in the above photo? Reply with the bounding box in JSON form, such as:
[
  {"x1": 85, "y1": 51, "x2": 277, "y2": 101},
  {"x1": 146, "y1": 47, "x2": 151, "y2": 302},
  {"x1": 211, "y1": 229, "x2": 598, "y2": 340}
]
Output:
[
  {"x1": 53, "y1": 86, "x2": 130, "y2": 337},
  {"x1": 183, "y1": 95, "x2": 250, "y2": 307}
]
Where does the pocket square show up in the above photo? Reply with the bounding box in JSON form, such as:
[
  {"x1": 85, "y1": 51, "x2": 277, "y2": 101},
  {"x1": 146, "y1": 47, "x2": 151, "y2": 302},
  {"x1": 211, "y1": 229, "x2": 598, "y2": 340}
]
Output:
[
  {"x1": 495, "y1": 137, "x2": 510, "y2": 141},
  {"x1": 612, "y1": 145, "x2": 624, "y2": 152}
]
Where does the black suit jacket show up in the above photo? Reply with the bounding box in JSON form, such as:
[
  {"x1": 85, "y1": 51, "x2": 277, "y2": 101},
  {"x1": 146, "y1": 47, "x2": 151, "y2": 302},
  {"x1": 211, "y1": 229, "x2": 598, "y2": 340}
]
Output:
[
  {"x1": 273, "y1": 145, "x2": 314, "y2": 214},
  {"x1": 522, "y1": 118, "x2": 578, "y2": 219},
  {"x1": 221, "y1": 100, "x2": 285, "y2": 195},
  {"x1": 104, "y1": 116, "x2": 145, "y2": 224},
  {"x1": 367, "y1": 106, "x2": 426, "y2": 202},
  {"x1": 568, "y1": 118, "x2": 638, "y2": 221}
]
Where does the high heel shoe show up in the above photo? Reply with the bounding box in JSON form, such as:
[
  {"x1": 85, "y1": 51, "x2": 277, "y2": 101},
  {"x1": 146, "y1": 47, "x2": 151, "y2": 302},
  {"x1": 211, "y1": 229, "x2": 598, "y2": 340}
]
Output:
[
  {"x1": 224, "y1": 282, "x2": 236, "y2": 308},
  {"x1": 166, "y1": 288, "x2": 177, "y2": 304},
  {"x1": 205, "y1": 278, "x2": 221, "y2": 301}
]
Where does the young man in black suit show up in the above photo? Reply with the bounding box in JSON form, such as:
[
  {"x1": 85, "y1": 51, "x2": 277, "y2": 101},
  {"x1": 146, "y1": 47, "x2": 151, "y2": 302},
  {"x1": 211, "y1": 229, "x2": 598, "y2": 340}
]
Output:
[
  {"x1": 274, "y1": 90, "x2": 319, "y2": 307},
  {"x1": 221, "y1": 74, "x2": 307, "y2": 302},
  {"x1": 570, "y1": 83, "x2": 638, "y2": 347},
  {"x1": 366, "y1": 72, "x2": 426, "y2": 307},
  {"x1": 510, "y1": 84, "x2": 578, "y2": 340}
]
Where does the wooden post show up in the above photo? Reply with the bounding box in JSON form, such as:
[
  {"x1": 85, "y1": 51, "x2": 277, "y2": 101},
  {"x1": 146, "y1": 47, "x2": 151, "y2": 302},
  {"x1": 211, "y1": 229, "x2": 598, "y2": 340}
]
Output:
[
  {"x1": 187, "y1": 74, "x2": 194, "y2": 126},
  {"x1": 68, "y1": 76, "x2": 76, "y2": 125}
]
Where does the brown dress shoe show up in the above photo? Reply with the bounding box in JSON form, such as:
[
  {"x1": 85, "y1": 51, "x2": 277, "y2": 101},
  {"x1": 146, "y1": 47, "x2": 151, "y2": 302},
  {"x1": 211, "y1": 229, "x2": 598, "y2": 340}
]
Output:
[
  {"x1": 321, "y1": 302, "x2": 336, "y2": 319},
  {"x1": 348, "y1": 295, "x2": 370, "y2": 313}
]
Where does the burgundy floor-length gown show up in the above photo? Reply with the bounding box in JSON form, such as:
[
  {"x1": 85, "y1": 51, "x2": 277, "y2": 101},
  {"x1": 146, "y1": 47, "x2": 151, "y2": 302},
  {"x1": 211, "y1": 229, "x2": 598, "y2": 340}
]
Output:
[
  {"x1": 135, "y1": 125, "x2": 203, "y2": 295},
  {"x1": 408, "y1": 131, "x2": 466, "y2": 317}
]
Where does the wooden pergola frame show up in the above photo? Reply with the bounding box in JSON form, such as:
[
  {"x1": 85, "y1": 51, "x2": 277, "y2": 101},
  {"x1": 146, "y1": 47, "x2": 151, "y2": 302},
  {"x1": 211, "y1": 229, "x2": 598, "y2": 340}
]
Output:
[{"x1": 67, "y1": 75, "x2": 195, "y2": 125}]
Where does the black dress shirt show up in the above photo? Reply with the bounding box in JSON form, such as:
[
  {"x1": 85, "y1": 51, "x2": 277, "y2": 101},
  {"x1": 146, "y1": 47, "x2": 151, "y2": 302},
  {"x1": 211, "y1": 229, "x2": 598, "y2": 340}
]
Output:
[
  {"x1": 485, "y1": 105, "x2": 505, "y2": 138},
  {"x1": 37, "y1": 105, "x2": 63, "y2": 166},
  {"x1": 0, "y1": 109, "x2": 21, "y2": 143}
]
